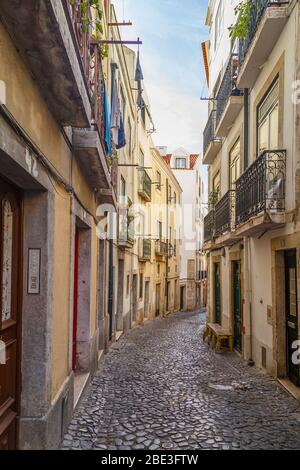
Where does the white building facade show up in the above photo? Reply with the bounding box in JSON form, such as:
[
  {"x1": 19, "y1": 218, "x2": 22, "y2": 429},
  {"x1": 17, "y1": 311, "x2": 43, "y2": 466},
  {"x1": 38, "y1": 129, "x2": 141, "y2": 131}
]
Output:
[
  {"x1": 203, "y1": 0, "x2": 300, "y2": 389},
  {"x1": 158, "y1": 147, "x2": 207, "y2": 311}
]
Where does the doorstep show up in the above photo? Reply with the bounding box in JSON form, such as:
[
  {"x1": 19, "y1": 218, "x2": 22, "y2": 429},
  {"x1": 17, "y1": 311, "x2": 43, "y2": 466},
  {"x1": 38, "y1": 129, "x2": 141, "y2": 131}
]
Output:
[
  {"x1": 278, "y1": 378, "x2": 300, "y2": 402},
  {"x1": 73, "y1": 371, "x2": 90, "y2": 410},
  {"x1": 98, "y1": 349, "x2": 104, "y2": 368},
  {"x1": 116, "y1": 330, "x2": 123, "y2": 342}
]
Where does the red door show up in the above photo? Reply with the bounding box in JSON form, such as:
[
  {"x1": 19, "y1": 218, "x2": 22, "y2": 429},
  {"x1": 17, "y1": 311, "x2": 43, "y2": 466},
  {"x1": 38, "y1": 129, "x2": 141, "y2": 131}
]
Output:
[
  {"x1": 0, "y1": 177, "x2": 21, "y2": 450},
  {"x1": 72, "y1": 230, "x2": 79, "y2": 372}
]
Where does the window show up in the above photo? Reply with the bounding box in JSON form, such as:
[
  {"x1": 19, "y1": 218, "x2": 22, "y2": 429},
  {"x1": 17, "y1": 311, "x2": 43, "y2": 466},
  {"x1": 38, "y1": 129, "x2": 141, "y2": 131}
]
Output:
[
  {"x1": 229, "y1": 138, "x2": 241, "y2": 189},
  {"x1": 212, "y1": 171, "x2": 221, "y2": 200},
  {"x1": 157, "y1": 221, "x2": 162, "y2": 240},
  {"x1": 173, "y1": 192, "x2": 177, "y2": 205},
  {"x1": 141, "y1": 99, "x2": 146, "y2": 127},
  {"x1": 257, "y1": 79, "x2": 279, "y2": 155},
  {"x1": 139, "y1": 149, "x2": 145, "y2": 168},
  {"x1": 126, "y1": 275, "x2": 130, "y2": 296},
  {"x1": 214, "y1": 0, "x2": 224, "y2": 51},
  {"x1": 175, "y1": 158, "x2": 186, "y2": 169},
  {"x1": 139, "y1": 273, "x2": 144, "y2": 299},
  {"x1": 168, "y1": 184, "x2": 172, "y2": 201},
  {"x1": 156, "y1": 171, "x2": 161, "y2": 190},
  {"x1": 127, "y1": 119, "x2": 132, "y2": 156},
  {"x1": 120, "y1": 86, "x2": 126, "y2": 122},
  {"x1": 120, "y1": 175, "x2": 126, "y2": 198}
]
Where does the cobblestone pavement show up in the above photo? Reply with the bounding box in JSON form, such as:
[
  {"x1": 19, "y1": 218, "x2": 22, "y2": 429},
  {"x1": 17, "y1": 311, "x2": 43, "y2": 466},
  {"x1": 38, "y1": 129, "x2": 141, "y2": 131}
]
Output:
[{"x1": 62, "y1": 310, "x2": 300, "y2": 450}]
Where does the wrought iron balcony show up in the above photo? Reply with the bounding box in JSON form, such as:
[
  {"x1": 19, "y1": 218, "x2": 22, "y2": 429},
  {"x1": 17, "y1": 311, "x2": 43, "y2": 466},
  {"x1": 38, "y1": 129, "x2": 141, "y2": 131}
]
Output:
[
  {"x1": 67, "y1": 1, "x2": 105, "y2": 142},
  {"x1": 203, "y1": 110, "x2": 217, "y2": 156},
  {"x1": 236, "y1": 150, "x2": 286, "y2": 226},
  {"x1": 203, "y1": 111, "x2": 222, "y2": 165},
  {"x1": 215, "y1": 190, "x2": 236, "y2": 237},
  {"x1": 0, "y1": 0, "x2": 92, "y2": 127},
  {"x1": 155, "y1": 240, "x2": 169, "y2": 257},
  {"x1": 237, "y1": 0, "x2": 289, "y2": 88},
  {"x1": 138, "y1": 170, "x2": 152, "y2": 201},
  {"x1": 204, "y1": 209, "x2": 215, "y2": 242},
  {"x1": 215, "y1": 54, "x2": 243, "y2": 135},
  {"x1": 67, "y1": 0, "x2": 91, "y2": 81}
]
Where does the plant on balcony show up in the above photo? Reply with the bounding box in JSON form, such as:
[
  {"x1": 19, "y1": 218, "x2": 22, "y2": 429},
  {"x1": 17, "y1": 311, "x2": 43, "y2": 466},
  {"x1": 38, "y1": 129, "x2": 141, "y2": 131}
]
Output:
[
  {"x1": 228, "y1": 1, "x2": 252, "y2": 42},
  {"x1": 208, "y1": 189, "x2": 220, "y2": 208},
  {"x1": 68, "y1": 0, "x2": 108, "y2": 58}
]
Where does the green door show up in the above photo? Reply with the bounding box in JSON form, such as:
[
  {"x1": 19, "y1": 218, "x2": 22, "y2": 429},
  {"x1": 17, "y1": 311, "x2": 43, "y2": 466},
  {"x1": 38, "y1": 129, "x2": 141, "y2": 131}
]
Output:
[
  {"x1": 214, "y1": 263, "x2": 221, "y2": 324},
  {"x1": 285, "y1": 250, "x2": 300, "y2": 386},
  {"x1": 233, "y1": 261, "x2": 242, "y2": 352}
]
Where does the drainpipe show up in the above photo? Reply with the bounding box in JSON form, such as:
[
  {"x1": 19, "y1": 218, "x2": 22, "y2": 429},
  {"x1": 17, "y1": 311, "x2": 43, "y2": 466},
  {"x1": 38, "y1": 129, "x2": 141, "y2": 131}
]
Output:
[
  {"x1": 243, "y1": 87, "x2": 254, "y2": 365},
  {"x1": 165, "y1": 178, "x2": 169, "y2": 315},
  {"x1": 245, "y1": 237, "x2": 254, "y2": 366},
  {"x1": 243, "y1": 88, "x2": 249, "y2": 170}
]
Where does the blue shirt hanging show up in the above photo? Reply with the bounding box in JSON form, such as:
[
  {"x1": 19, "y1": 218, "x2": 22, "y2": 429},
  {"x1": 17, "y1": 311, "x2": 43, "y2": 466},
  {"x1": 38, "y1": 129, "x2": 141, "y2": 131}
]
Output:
[{"x1": 103, "y1": 82, "x2": 113, "y2": 156}]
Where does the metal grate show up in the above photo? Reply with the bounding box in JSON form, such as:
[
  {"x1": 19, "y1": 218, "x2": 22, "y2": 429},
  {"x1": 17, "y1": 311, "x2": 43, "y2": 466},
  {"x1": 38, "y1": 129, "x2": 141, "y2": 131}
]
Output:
[{"x1": 235, "y1": 150, "x2": 286, "y2": 226}]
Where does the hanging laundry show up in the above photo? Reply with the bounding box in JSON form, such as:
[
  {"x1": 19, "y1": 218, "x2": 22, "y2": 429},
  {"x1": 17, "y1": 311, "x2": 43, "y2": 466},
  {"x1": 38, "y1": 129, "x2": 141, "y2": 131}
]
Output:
[
  {"x1": 135, "y1": 51, "x2": 144, "y2": 82},
  {"x1": 135, "y1": 51, "x2": 144, "y2": 109},
  {"x1": 116, "y1": 115, "x2": 126, "y2": 150},
  {"x1": 110, "y1": 78, "x2": 121, "y2": 146},
  {"x1": 103, "y1": 82, "x2": 113, "y2": 156}
]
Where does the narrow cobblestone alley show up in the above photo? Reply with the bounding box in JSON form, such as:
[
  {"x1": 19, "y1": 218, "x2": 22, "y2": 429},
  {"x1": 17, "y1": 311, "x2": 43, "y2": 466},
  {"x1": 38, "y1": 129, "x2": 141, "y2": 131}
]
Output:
[{"x1": 62, "y1": 311, "x2": 300, "y2": 450}]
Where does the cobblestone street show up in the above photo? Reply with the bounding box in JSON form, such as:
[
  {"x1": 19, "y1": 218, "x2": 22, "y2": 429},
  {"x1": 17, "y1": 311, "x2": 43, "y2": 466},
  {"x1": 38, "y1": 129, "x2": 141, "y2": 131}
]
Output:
[{"x1": 62, "y1": 311, "x2": 300, "y2": 450}]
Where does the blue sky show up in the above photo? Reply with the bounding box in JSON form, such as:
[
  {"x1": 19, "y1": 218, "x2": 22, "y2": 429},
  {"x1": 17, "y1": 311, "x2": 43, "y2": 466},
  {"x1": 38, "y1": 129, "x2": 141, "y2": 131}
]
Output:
[{"x1": 113, "y1": 0, "x2": 209, "y2": 155}]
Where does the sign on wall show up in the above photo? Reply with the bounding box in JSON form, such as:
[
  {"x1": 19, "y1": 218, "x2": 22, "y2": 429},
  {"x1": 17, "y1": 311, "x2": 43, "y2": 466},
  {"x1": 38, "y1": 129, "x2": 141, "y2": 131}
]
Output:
[{"x1": 27, "y1": 249, "x2": 41, "y2": 295}]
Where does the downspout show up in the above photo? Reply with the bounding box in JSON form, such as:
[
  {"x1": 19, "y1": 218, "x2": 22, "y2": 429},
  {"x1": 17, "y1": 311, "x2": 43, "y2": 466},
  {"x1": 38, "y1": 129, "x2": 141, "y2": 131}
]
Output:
[
  {"x1": 243, "y1": 88, "x2": 249, "y2": 169},
  {"x1": 165, "y1": 178, "x2": 169, "y2": 316},
  {"x1": 243, "y1": 87, "x2": 254, "y2": 365}
]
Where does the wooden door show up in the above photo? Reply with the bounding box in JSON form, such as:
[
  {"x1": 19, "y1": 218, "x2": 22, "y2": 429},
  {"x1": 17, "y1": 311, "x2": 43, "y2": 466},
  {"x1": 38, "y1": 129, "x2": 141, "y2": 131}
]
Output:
[
  {"x1": 155, "y1": 284, "x2": 160, "y2": 317},
  {"x1": 285, "y1": 250, "x2": 300, "y2": 386},
  {"x1": 0, "y1": 177, "x2": 21, "y2": 450},
  {"x1": 214, "y1": 263, "x2": 221, "y2": 324},
  {"x1": 72, "y1": 229, "x2": 79, "y2": 372}
]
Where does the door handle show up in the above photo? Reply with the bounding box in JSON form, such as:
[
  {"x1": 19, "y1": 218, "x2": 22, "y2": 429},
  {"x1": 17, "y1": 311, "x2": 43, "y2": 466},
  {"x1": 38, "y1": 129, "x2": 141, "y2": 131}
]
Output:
[{"x1": 288, "y1": 321, "x2": 296, "y2": 329}]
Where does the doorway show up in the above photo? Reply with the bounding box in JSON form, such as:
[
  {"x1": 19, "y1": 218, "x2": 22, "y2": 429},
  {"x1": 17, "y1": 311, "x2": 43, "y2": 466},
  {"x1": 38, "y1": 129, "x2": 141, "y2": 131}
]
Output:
[
  {"x1": 180, "y1": 286, "x2": 185, "y2": 311},
  {"x1": 132, "y1": 274, "x2": 137, "y2": 323},
  {"x1": 214, "y1": 263, "x2": 221, "y2": 324},
  {"x1": 0, "y1": 177, "x2": 21, "y2": 450},
  {"x1": 232, "y1": 260, "x2": 242, "y2": 352},
  {"x1": 285, "y1": 250, "x2": 299, "y2": 386},
  {"x1": 155, "y1": 284, "x2": 160, "y2": 317},
  {"x1": 72, "y1": 224, "x2": 91, "y2": 373},
  {"x1": 144, "y1": 281, "x2": 150, "y2": 319},
  {"x1": 116, "y1": 259, "x2": 124, "y2": 333}
]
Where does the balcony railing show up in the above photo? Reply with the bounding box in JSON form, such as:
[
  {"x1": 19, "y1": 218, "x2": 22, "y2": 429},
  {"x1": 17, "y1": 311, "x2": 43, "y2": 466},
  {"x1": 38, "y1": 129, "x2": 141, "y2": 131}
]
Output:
[
  {"x1": 216, "y1": 54, "x2": 242, "y2": 128},
  {"x1": 236, "y1": 150, "x2": 286, "y2": 226},
  {"x1": 204, "y1": 210, "x2": 215, "y2": 242},
  {"x1": 155, "y1": 240, "x2": 168, "y2": 257},
  {"x1": 67, "y1": 0, "x2": 91, "y2": 80},
  {"x1": 238, "y1": 0, "x2": 286, "y2": 70},
  {"x1": 203, "y1": 110, "x2": 217, "y2": 156},
  {"x1": 215, "y1": 190, "x2": 236, "y2": 236},
  {"x1": 67, "y1": 1, "x2": 105, "y2": 142},
  {"x1": 138, "y1": 170, "x2": 152, "y2": 201}
]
